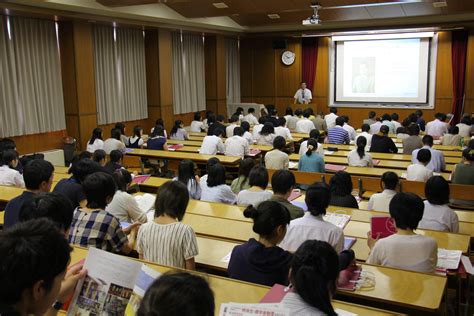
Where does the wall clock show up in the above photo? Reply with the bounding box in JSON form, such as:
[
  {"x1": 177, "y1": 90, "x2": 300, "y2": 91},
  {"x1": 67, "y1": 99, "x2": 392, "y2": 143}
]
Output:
[{"x1": 281, "y1": 50, "x2": 295, "y2": 66}]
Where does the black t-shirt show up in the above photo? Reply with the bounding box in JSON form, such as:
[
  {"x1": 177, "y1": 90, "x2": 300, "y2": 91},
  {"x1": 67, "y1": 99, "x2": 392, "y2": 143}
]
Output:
[
  {"x1": 4, "y1": 191, "x2": 35, "y2": 229},
  {"x1": 330, "y1": 194, "x2": 359, "y2": 209},
  {"x1": 370, "y1": 134, "x2": 398, "y2": 153},
  {"x1": 53, "y1": 178, "x2": 86, "y2": 208}
]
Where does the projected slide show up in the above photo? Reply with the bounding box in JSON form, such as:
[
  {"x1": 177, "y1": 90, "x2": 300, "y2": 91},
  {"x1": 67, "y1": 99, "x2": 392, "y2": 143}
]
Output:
[{"x1": 335, "y1": 38, "x2": 430, "y2": 103}]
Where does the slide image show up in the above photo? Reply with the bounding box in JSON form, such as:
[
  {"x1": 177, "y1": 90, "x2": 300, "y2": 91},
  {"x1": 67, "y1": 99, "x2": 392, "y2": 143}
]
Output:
[{"x1": 352, "y1": 57, "x2": 375, "y2": 94}]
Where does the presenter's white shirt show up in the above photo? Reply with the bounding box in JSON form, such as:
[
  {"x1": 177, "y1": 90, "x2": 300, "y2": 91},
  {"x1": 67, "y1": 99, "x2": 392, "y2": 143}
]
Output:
[
  {"x1": 294, "y1": 88, "x2": 312, "y2": 104},
  {"x1": 295, "y1": 118, "x2": 315, "y2": 134}
]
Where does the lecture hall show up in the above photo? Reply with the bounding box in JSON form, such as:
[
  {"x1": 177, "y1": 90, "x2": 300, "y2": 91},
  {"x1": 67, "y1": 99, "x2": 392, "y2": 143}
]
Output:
[{"x1": 0, "y1": 0, "x2": 474, "y2": 315}]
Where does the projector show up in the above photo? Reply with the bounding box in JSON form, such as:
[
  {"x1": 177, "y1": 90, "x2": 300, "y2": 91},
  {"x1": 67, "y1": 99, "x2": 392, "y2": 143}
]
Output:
[{"x1": 302, "y1": 16, "x2": 321, "y2": 25}]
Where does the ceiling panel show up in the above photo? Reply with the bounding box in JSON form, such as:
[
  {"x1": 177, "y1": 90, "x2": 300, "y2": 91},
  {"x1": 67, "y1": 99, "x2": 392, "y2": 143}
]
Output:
[
  {"x1": 366, "y1": 4, "x2": 406, "y2": 18},
  {"x1": 401, "y1": 2, "x2": 443, "y2": 17}
]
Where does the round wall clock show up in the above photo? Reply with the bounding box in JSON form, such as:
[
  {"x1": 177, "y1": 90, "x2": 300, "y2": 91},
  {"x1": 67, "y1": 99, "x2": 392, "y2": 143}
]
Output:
[{"x1": 281, "y1": 50, "x2": 295, "y2": 65}]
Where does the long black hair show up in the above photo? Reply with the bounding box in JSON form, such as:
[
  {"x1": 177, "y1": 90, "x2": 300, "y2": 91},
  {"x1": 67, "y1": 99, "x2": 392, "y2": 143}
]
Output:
[
  {"x1": 356, "y1": 136, "x2": 367, "y2": 159},
  {"x1": 237, "y1": 158, "x2": 255, "y2": 191},
  {"x1": 170, "y1": 120, "x2": 183, "y2": 137},
  {"x1": 89, "y1": 128, "x2": 102, "y2": 145},
  {"x1": 290, "y1": 240, "x2": 339, "y2": 316},
  {"x1": 305, "y1": 138, "x2": 318, "y2": 157},
  {"x1": 177, "y1": 159, "x2": 199, "y2": 193}
]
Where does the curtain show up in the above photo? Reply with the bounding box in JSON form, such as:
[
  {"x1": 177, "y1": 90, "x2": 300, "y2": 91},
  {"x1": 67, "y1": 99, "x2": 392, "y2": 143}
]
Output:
[
  {"x1": 172, "y1": 33, "x2": 206, "y2": 114},
  {"x1": 451, "y1": 30, "x2": 468, "y2": 124},
  {"x1": 93, "y1": 25, "x2": 147, "y2": 125},
  {"x1": 0, "y1": 16, "x2": 65, "y2": 137},
  {"x1": 302, "y1": 37, "x2": 319, "y2": 93},
  {"x1": 226, "y1": 38, "x2": 241, "y2": 104}
]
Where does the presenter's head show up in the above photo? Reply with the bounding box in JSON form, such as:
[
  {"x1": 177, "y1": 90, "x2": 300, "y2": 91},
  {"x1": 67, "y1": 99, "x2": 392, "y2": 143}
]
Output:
[{"x1": 300, "y1": 81, "x2": 307, "y2": 89}]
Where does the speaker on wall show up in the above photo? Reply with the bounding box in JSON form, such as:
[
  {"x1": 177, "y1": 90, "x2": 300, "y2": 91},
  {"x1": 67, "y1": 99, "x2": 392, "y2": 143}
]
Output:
[{"x1": 272, "y1": 39, "x2": 287, "y2": 49}]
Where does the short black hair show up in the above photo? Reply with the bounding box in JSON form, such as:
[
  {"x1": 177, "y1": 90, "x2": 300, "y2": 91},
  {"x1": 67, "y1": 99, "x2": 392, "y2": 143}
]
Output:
[
  {"x1": 271, "y1": 170, "x2": 296, "y2": 195},
  {"x1": 329, "y1": 171, "x2": 352, "y2": 196},
  {"x1": 213, "y1": 128, "x2": 224, "y2": 137},
  {"x1": 425, "y1": 176, "x2": 449, "y2": 205},
  {"x1": 83, "y1": 172, "x2": 117, "y2": 209},
  {"x1": 273, "y1": 136, "x2": 286, "y2": 150},
  {"x1": 303, "y1": 108, "x2": 311, "y2": 118},
  {"x1": 381, "y1": 171, "x2": 399, "y2": 190},
  {"x1": 205, "y1": 157, "x2": 220, "y2": 173},
  {"x1": 391, "y1": 113, "x2": 399, "y2": 121},
  {"x1": 361, "y1": 124, "x2": 370, "y2": 132},
  {"x1": 243, "y1": 200, "x2": 290, "y2": 239},
  {"x1": 396, "y1": 127, "x2": 406, "y2": 134},
  {"x1": 278, "y1": 117, "x2": 286, "y2": 127},
  {"x1": 368, "y1": 111, "x2": 376, "y2": 118},
  {"x1": 92, "y1": 149, "x2": 106, "y2": 163},
  {"x1": 260, "y1": 122, "x2": 275, "y2": 136},
  {"x1": 109, "y1": 150, "x2": 124, "y2": 163},
  {"x1": 417, "y1": 148, "x2": 431, "y2": 164},
  {"x1": 407, "y1": 123, "x2": 420, "y2": 136},
  {"x1": 422, "y1": 135, "x2": 434, "y2": 147},
  {"x1": 335, "y1": 117, "x2": 345, "y2": 126},
  {"x1": 294, "y1": 109, "x2": 303, "y2": 117},
  {"x1": 112, "y1": 169, "x2": 133, "y2": 191},
  {"x1": 23, "y1": 159, "x2": 54, "y2": 190},
  {"x1": 216, "y1": 115, "x2": 225, "y2": 122},
  {"x1": 462, "y1": 148, "x2": 474, "y2": 161},
  {"x1": 309, "y1": 129, "x2": 320, "y2": 139},
  {"x1": 193, "y1": 112, "x2": 201, "y2": 121},
  {"x1": 0, "y1": 149, "x2": 18, "y2": 166},
  {"x1": 248, "y1": 107, "x2": 255, "y2": 114},
  {"x1": 248, "y1": 166, "x2": 269, "y2": 189},
  {"x1": 0, "y1": 138, "x2": 16, "y2": 151},
  {"x1": 115, "y1": 122, "x2": 126, "y2": 135},
  {"x1": 379, "y1": 125, "x2": 389, "y2": 135},
  {"x1": 19, "y1": 193, "x2": 74, "y2": 232},
  {"x1": 330, "y1": 107, "x2": 337, "y2": 114},
  {"x1": 70, "y1": 159, "x2": 103, "y2": 184},
  {"x1": 0, "y1": 218, "x2": 71, "y2": 305},
  {"x1": 229, "y1": 115, "x2": 239, "y2": 123},
  {"x1": 111, "y1": 128, "x2": 121, "y2": 140},
  {"x1": 381, "y1": 114, "x2": 391, "y2": 121},
  {"x1": 285, "y1": 107, "x2": 293, "y2": 116},
  {"x1": 154, "y1": 181, "x2": 189, "y2": 221},
  {"x1": 137, "y1": 272, "x2": 214, "y2": 316},
  {"x1": 241, "y1": 121, "x2": 250, "y2": 132},
  {"x1": 448, "y1": 125, "x2": 459, "y2": 135},
  {"x1": 258, "y1": 116, "x2": 267, "y2": 124},
  {"x1": 305, "y1": 182, "x2": 330, "y2": 216},
  {"x1": 207, "y1": 163, "x2": 226, "y2": 187},
  {"x1": 389, "y1": 192, "x2": 424, "y2": 230},
  {"x1": 233, "y1": 126, "x2": 244, "y2": 137}
]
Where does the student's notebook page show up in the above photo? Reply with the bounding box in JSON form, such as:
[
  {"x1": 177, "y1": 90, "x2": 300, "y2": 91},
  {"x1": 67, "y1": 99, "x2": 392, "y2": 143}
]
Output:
[
  {"x1": 219, "y1": 303, "x2": 289, "y2": 316},
  {"x1": 323, "y1": 213, "x2": 351, "y2": 229},
  {"x1": 437, "y1": 248, "x2": 462, "y2": 270},
  {"x1": 125, "y1": 265, "x2": 162, "y2": 316},
  {"x1": 68, "y1": 248, "x2": 143, "y2": 316},
  {"x1": 135, "y1": 193, "x2": 156, "y2": 213}
]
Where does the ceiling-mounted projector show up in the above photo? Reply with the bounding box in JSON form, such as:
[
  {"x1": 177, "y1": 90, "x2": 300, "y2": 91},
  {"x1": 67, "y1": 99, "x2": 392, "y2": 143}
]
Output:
[{"x1": 302, "y1": 2, "x2": 322, "y2": 25}]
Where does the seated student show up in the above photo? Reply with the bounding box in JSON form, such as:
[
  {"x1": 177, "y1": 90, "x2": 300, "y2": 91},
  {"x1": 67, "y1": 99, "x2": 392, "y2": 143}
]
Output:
[
  {"x1": 367, "y1": 171, "x2": 399, "y2": 212},
  {"x1": 348, "y1": 136, "x2": 373, "y2": 167},
  {"x1": 311, "y1": 111, "x2": 327, "y2": 131},
  {"x1": 86, "y1": 127, "x2": 104, "y2": 153},
  {"x1": 419, "y1": 176, "x2": 459, "y2": 232},
  {"x1": 269, "y1": 170, "x2": 304, "y2": 220},
  {"x1": 252, "y1": 116, "x2": 266, "y2": 140},
  {"x1": 114, "y1": 122, "x2": 128, "y2": 144},
  {"x1": 150, "y1": 118, "x2": 168, "y2": 139},
  {"x1": 170, "y1": 120, "x2": 189, "y2": 141},
  {"x1": 369, "y1": 117, "x2": 383, "y2": 135},
  {"x1": 224, "y1": 127, "x2": 250, "y2": 158},
  {"x1": 243, "y1": 107, "x2": 259, "y2": 126},
  {"x1": 403, "y1": 123, "x2": 423, "y2": 154},
  {"x1": 355, "y1": 123, "x2": 373, "y2": 148},
  {"x1": 412, "y1": 135, "x2": 445, "y2": 172},
  {"x1": 127, "y1": 125, "x2": 145, "y2": 148},
  {"x1": 367, "y1": 192, "x2": 438, "y2": 273},
  {"x1": 441, "y1": 125, "x2": 462, "y2": 146},
  {"x1": 226, "y1": 115, "x2": 240, "y2": 137},
  {"x1": 298, "y1": 138, "x2": 325, "y2": 173},
  {"x1": 4, "y1": 160, "x2": 54, "y2": 229},
  {"x1": 147, "y1": 125, "x2": 168, "y2": 150},
  {"x1": 406, "y1": 149, "x2": 433, "y2": 182},
  {"x1": 207, "y1": 114, "x2": 227, "y2": 137},
  {"x1": 327, "y1": 117, "x2": 350, "y2": 145},
  {"x1": 370, "y1": 125, "x2": 398, "y2": 153},
  {"x1": 0, "y1": 218, "x2": 86, "y2": 316},
  {"x1": 103, "y1": 128, "x2": 126, "y2": 154},
  {"x1": 237, "y1": 166, "x2": 273, "y2": 207},
  {"x1": 199, "y1": 157, "x2": 220, "y2": 187},
  {"x1": 199, "y1": 129, "x2": 225, "y2": 155},
  {"x1": 299, "y1": 129, "x2": 324, "y2": 157},
  {"x1": 190, "y1": 112, "x2": 205, "y2": 132},
  {"x1": 456, "y1": 116, "x2": 473, "y2": 138},
  {"x1": 202, "y1": 110, "x2": 213, "y2": 130},
  {"x1": 287, "y1": 108, "x2": 301, "y2": 131},
  {"x1": 69, "y1": 172, "x2": 139, "y2": 255},
  {"x1": 137, "y1": 272, "x2": 214, "y2": 316},
  {"x1": 92, "y1": 149, "x2": 107, "y2": 167},
  {"x1": 256, "y1": 122, "x2": 276, "y2": 146},
  {"x1": 173, "y1": 159, "x2": 201, "y2": 200},
  {"x1": 200, "y1": 163, "x2": 237, "y2": 204},
  {"x1": 391, "y1": 113, "x2": 402, "y2": 131},
  {"x1": 396, "y1": 126, "x2": 409, "y2": 140},
  {"x1": 19, "y1": 192, "x2": 74, "y2": 235},
  {"x1": 104, "y1": 150, "x2": 124, "y2": 174},
  {"x1": 282, "y1": 240, "x2": 340, "y2": 316},
  {"x1": 266, "y1": 108, "x2": 280, "y2": 128},
  {"x1": 275, "y1": 118, "x2": 294, "y2": 141},
  {"x1": 228, "y1": 201, "x2": 292, "y2": 286},
  {"x1": 451, "y1": 148, "x2": 474, "y2": 204},
  {"x1": 240, "y1": 121, "x2": 254, "y2": 145},
  {"x1": 426, "y1": 113, "x2": 449, "y2": 138},
  {"x1": 381, "y1": 113, "x2": 396, "y2": 134},
  {"x1": 137, "y1": 181, "x2": 198, "y2": 269},
  {"x1": 0, "y1": 138, "x2": 23, "y2": 174},
  {"x1": 231, "y1": 158, "x2": 255, "y2": 194},
  {"x1": 363, "y1": 111, "x2": 377, "y2": 126},
  {"x1": 265, "y1": 136, "x2": 289, "y2": 170},
  {"x1": 295, "y1": 109, "x2": 316, "y2": 134},
  {"x1": 329, "y1": 171, "x2": 358, "y2": 208},
  {"x1": 325, "y1": 107, "x2": 338, "y2": 128},
  {"x1": 280, "y1": 182, "x2": 344, "y2": 253},
  {"x1": 342, "y1": 116, "x2": 356, "y2": 141},
  {"x1": 0, "y1": 149, "x2": 24, "y2": 188},
  {"x1": 106, "y1": 169, "x2": 148, "y2": 223},
  {"x1": 233, "y1": 106, "x2": 245, "y2": 122}
]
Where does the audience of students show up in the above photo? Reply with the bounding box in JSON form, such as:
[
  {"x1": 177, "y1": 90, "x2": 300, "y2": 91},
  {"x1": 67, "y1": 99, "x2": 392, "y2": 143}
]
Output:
[
  {"x1": 268, "y1": 170, "x2": 304, "y2": 220},
  {"x1": 370, "y1": 125, "x2": 398, "y2": 153},
  {"x1": 348, "y1": 136, "x2": 373, "y2": 167},
  {"x1": 0, "y1": 149, "x2": 24, "y2": 188},
  {"x1": 367, "y1": 171, "x2": 399, "y2": 212},
  {"x1": 106, "y1": 169, "x2": 148, "y2": 223},
  {"x1": 137, "y1": 181, "x2": 198, "y2": 269},
  {"x1": 275, "y1": 118, "x2": 294, "y2": 141},
  {"x1": 312, "y1": 111, "x2": 327, "y2": 131},
  {"x1": 265, "y1": 136, "x2": 289, "y2": 170},
  {"x1": 148, "y1": 125, "x2": 168, "y2": 150},
  {"x1": 402, "y1": 123, "x2": 423, "y2": 154},
  {"x1": 236, "y1": 166, "x2": 273, "y2": 207},
  {"x1": 173, "y1": 159, "x2": 201, "y2": 200},
  {"x1": 200, "y1": 163, "x2": 237, "y2": 204},
  {"x1": 256, "y1": 122, "x2": 277, "y2": 146},
  {"x1": 328, "y1": 171, "x2": 358, "y2": 208},
  {"x1": 288, "y1": 108, "x2": 302, "y2": 131},
  {"x1": 231, "y1": 158, "x2": 255, "y2": 194},
  {"x1": 327, "y1": 117, "x2": 350, "y2": 145},
  {"x1": 363, "y1": 111, "x2": 377, "y2": 126},
  {"x1": 412, "y1": 135, "x2": 445, "y2": 172},
  {"x1": 170, "y1": 120, "x2": 189, "y2": 141},
  {"x1": 406, "y1": 149, "x2": 433, "y2": 182},
  {"x1": 367, "y1": 192, "x2": 437, "y2": 273},
  {"x1": 224, "y1": 127, "x2": 250, "y2": 158},
  {"x1": 355, "y1": 124, "x2": 372, "y2": 148},
  {"x1": 243, "y1": 107, "x2": 259, "y2": 126},
  {"x1": 127, "y1": 125, "x2": 145, "y2": 148},
  {"x1": 190, "y1": 112, "x2": 205, "y2": 132},
  {"x1": 103, "y1": 128, "x2": 126, "y2": 154},
  {"x1": 86, "y1": 127, "x2": 104, "y2": 153},
  {"x1": 419, "y1": 176, "x2": 459, "y2": 233},
  {"x1": 228, "y1": 201, "x2": 292, "y2": 286},
  {"x1": 298, "y1": 138, "x2": 325, "y2": 174}
]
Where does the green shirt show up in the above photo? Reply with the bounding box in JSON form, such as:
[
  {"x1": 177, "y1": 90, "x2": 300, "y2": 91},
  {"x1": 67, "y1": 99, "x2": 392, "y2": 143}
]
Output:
[
  {"x1": 231, "y1": 176, "x2": 251, "y2": 194},
  {"x1": 269, "y1": 195, "x2": 304, "y2": 220}
]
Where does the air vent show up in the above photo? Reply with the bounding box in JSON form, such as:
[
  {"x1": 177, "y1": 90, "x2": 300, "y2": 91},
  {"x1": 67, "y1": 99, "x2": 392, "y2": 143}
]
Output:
[
  {"x1": 212, "y1": 2, "x2": 228, "y2": 9},
  {"x1": 433, "y1": 1, "x2": 447, "y2": 8},
  {"x1": 268, "y1": 14, "x2": 281, "y2": 19}
]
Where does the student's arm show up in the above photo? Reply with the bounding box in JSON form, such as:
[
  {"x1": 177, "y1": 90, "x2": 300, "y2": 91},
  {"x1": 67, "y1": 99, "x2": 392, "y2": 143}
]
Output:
[
  {"x1": 389, "y1": 139, "x2": 398, "y2": 153},
  {"x1": 163, "y1": 142, "x2": 168, "y2": 151},
  {"x1": 126, "y1": 194, "x2": 148, "y2": 224},
  {"x1": 185, "y1": 258, "x2": 196, "y2": 270},
  {"x1": 367, "y1": 196, "x2": 374, "y2": 210},
  {"x1": 183, "y1": 227, "x2": 199, "y2": 270},
  {"x1": 217, "y1": 139, "x2": 225, "y2": 154},
  {"x1": 243, "y1": 142, "x2": 250, "y2": 156}
]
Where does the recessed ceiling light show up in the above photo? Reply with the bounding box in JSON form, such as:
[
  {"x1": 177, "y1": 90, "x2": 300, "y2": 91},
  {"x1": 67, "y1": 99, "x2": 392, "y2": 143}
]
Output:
[
  {"x1": 432, "y1": 1, "x2": 447, "y2": 8},
  {"x1": 268, "y1": 14, "x2": 280, "y2": 19},
  {"x1": 213, "y1": 2, "x2": 228, "y2": 9}
]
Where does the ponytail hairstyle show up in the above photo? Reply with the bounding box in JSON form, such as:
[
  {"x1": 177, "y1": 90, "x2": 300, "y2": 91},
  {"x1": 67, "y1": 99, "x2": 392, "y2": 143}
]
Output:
[
  {"x1": 243, "y1": 200, "x2": 290, "y2": 239},
  {"x1": 290, "y1": 240, "x2": 339, "y2": 316},
  {"x1": 305, "y1": 138, "x2": 318, "y2": 157},
  {"x1": 89, "y1": 128, "x2": 103, "y2": 145},
  {"x1": 170, "y1": 120, "x2": 183, "y2": 137},
  {"x1": 356, "y1": 136, "x2": 367, "y2": 159}
]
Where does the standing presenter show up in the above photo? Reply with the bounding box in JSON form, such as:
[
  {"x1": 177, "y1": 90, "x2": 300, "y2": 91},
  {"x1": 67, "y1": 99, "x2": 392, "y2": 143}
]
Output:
[{"x1": 294, "y1": 82, "x2": 312, "y2": 104}]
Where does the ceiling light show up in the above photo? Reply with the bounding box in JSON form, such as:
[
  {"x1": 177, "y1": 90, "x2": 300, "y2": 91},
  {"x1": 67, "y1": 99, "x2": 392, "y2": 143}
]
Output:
[
  {"x1": 432, "y1": 1, "x2": 447, "y2": 8},
  {"x1": 268, "y1": 14, "x2": 280, "y2": 19},
  {"x1": 212, "y1": 2, "x2": 228, "y2": 9}
]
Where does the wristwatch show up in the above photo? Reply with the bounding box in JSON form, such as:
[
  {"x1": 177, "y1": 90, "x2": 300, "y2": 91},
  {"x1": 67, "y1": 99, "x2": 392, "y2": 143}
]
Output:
[{"x1": 52, "y1": 300, "x2": 64, "y2": 311}]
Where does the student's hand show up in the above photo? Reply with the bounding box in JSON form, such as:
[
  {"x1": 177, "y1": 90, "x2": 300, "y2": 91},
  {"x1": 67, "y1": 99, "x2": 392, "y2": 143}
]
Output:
[
  {"x1": 57, "y1": 264, "x2": 87, "y2": 303},
  {"x1": 367, "y1": 231, "x2": 380, "y2": 250},
  {"x1": 195, "y1": 175, "x2": 200, "y2": 182},
  {"x1": 123, "y1": 222, "x2": 141, "y2": 235}
]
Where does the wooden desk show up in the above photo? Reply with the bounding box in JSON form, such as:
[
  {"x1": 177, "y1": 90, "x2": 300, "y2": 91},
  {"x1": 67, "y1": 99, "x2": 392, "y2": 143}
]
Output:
[
  {"x1": 127, "y1": 148, "x2": 241, "y2": 165},
  {"x1": 188, "y1": 134, "x2": 303, "y2": 143},
  {"x1": 54, "y1": 166, "x2": 70, "y2": 174},
  {"x1": 0, "y1": 185, "x2": 25, "y2": 202},
  {"x1": 329, "y1": 166, "x2": 452, "y2": 181},
  {"x1": 0, "y1": 211, "x2": 4, "y2": 226},
  {"x1": 319, "y1": 150, "x2": 461, "y2": 164},
  {"x1": 322, "y1": 144, "x2": 463, "y2": 157},
  {"x1": 139, "y1": 177, "x2": 170, "y2": 189},
  {"x1": 167, "y1": 139, "x2": 206, "y2": 147},
  {"x1": 54, "y1": 173, "x2": 71, "y2": 182}
]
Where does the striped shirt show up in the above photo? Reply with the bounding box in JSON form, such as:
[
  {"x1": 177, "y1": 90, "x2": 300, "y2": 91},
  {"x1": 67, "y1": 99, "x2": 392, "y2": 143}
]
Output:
[
  {"x1": 69, "y1": 208, "x2": 128, "y2": 253},
  {"x1": 137, "y1": 221, "x2": 199, "y2": 269},
  {"x1": 327, "y1": 126, "x2": 349, "y2": 144}
]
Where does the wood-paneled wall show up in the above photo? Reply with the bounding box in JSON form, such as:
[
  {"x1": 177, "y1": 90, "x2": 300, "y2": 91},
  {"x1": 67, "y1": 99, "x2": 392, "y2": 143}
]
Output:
[{"x1": 241, "y1": 31, "x2": 469, "y2": 128}]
